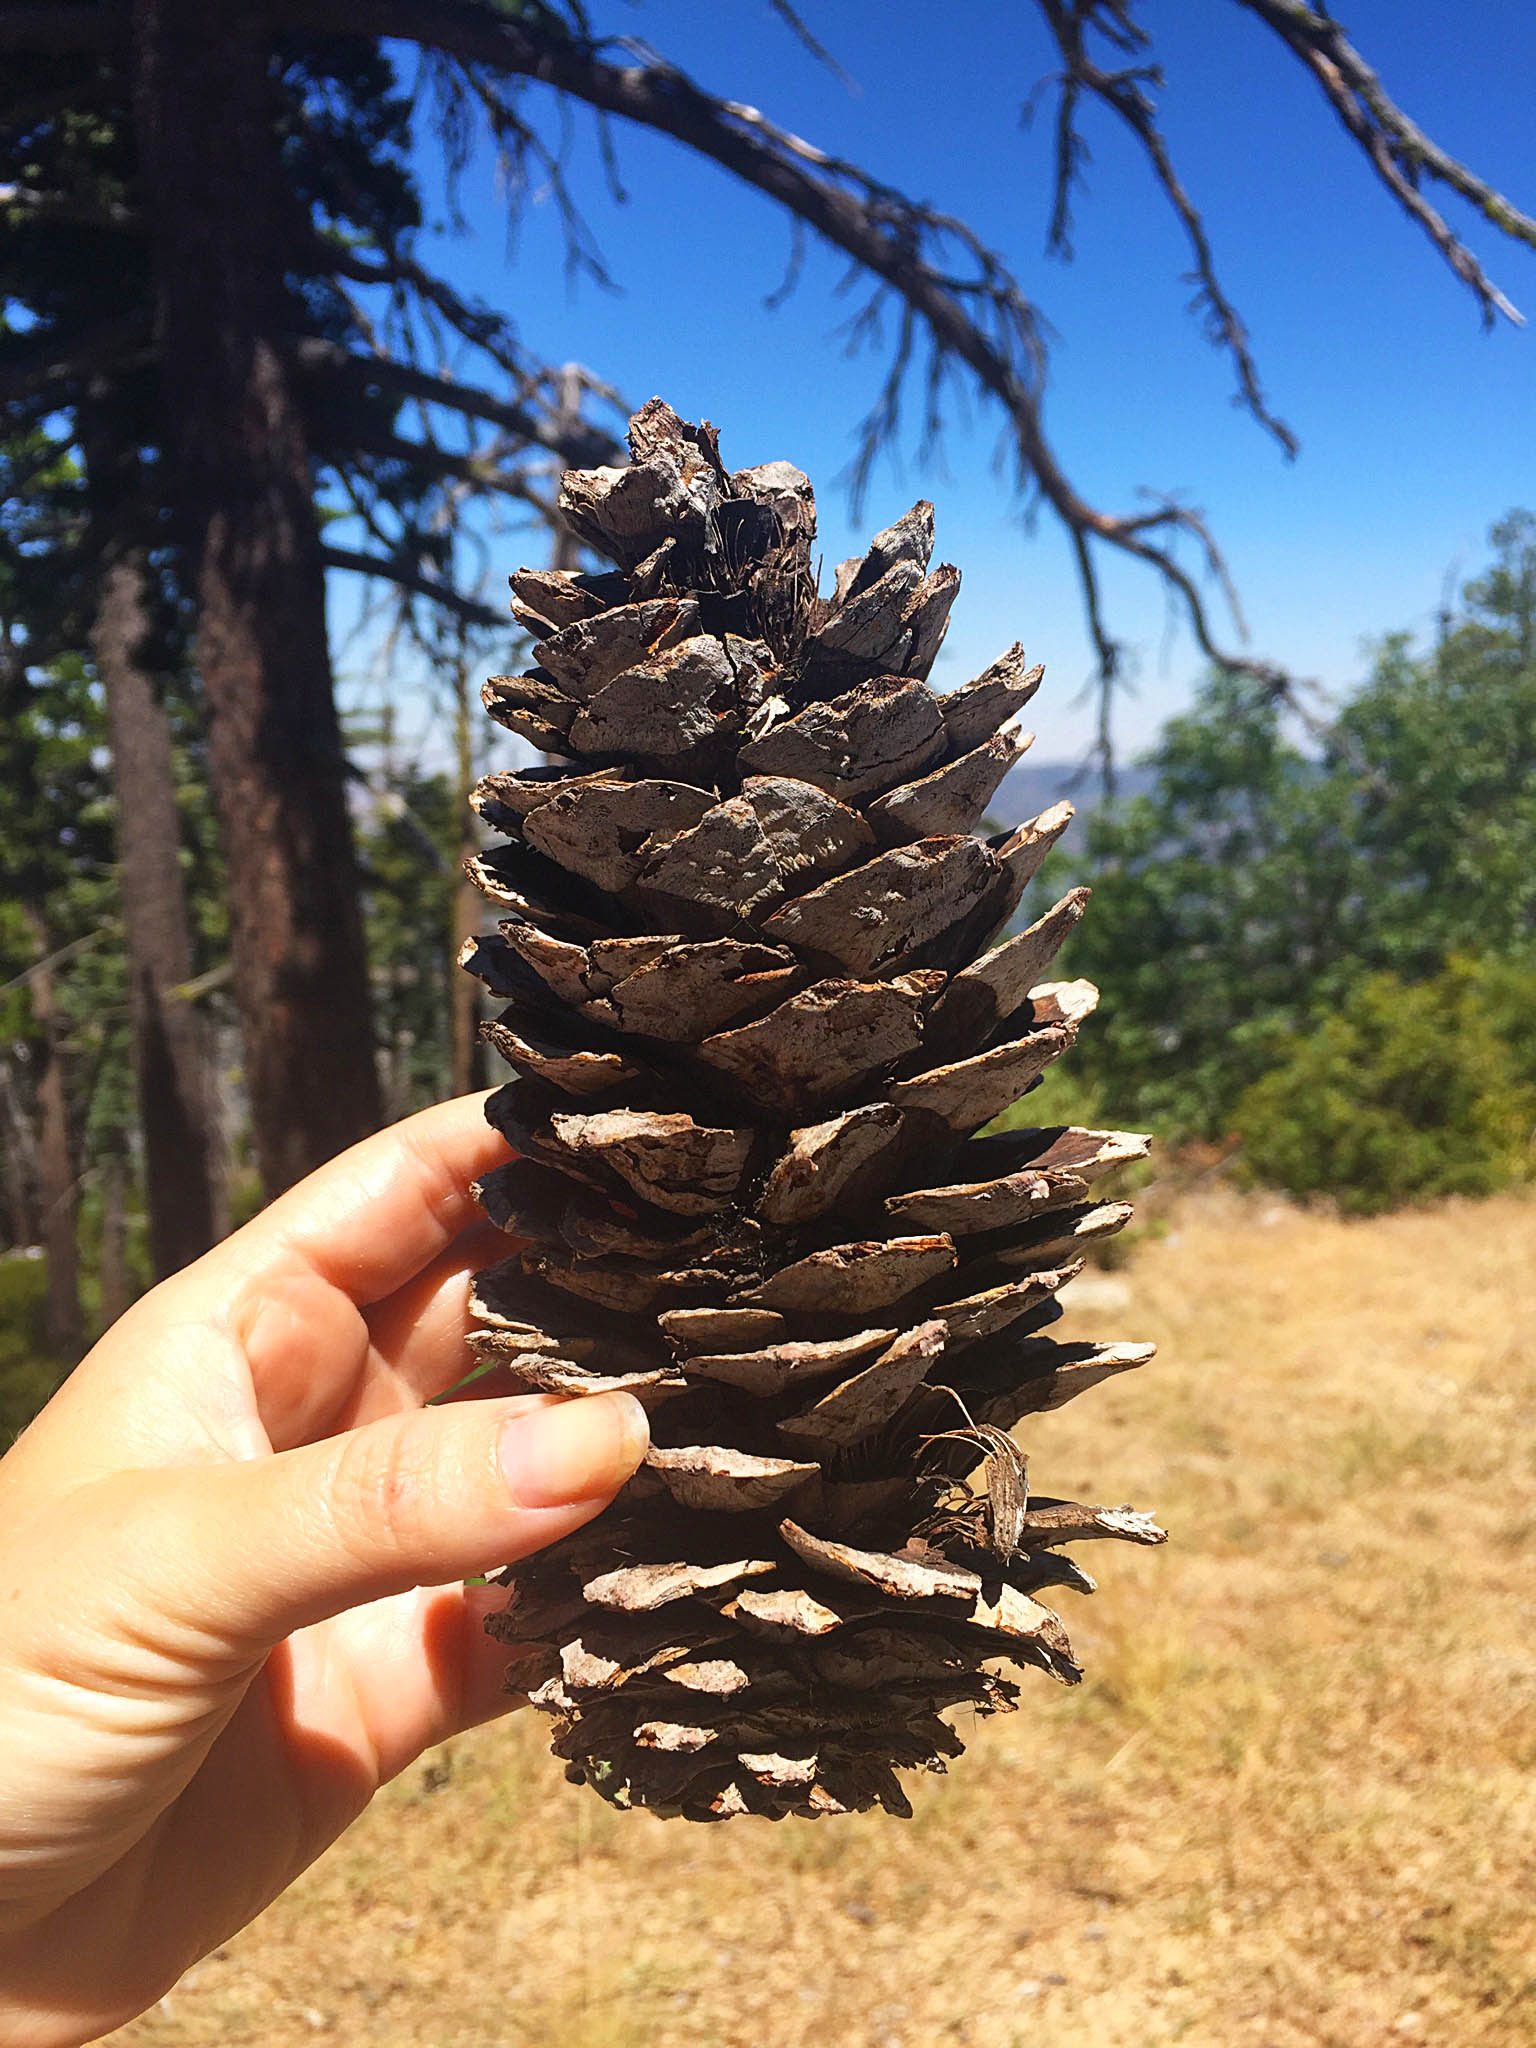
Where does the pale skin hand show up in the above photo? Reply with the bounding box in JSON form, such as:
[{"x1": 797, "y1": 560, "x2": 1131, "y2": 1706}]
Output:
[{"x1": 0, "y1": 1095, "x2": 649, "y2": 2048}]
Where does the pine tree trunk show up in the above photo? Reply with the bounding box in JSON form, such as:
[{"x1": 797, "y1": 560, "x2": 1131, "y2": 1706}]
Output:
[
  {"x1": 132, "y1": 0, "x2": 381, "y2": 1195},
  {"x1": 23, "y1": 911, "x2": 83, "y2": 1358},
  {"x1": 93, "y1": 542, "x2": 220, "y2": 1275}
]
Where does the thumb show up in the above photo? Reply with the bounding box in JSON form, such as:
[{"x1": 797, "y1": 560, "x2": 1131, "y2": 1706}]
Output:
[{"x1": 139, "y1": 1392, "x2": 650, "y2": 1652}]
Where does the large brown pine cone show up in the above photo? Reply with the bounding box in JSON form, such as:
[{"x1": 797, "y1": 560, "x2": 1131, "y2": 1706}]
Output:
[{"x1": 460, "y1": 398, "x2": 1163, "y2": 1821}]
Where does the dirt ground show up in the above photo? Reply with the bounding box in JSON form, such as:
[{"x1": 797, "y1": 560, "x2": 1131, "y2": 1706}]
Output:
[{"x1": 112, "y1": 1188, "x2": 1536, "y2": 2048}]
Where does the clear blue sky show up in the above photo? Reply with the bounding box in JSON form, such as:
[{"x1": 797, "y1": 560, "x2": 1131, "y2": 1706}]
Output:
[{"x1": 371, "y1": 0, "x2": 1536, "y2": 766}]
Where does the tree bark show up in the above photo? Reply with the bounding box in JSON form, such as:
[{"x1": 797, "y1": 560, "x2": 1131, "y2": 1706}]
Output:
[
  {"x1": 92, "y1": 542, "x2": 221, "y2": 1274},
  {"x1": 23, "y1": 911, "x2": 83, "y2": 1358},
  {"x1": 132, "y1": 0, "x2": 381, "y2": 1195}
]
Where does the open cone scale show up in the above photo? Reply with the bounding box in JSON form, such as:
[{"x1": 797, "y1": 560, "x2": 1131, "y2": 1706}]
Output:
[{"x1": 461, "y1": 400, "x2": 1163, "y2": 1821}]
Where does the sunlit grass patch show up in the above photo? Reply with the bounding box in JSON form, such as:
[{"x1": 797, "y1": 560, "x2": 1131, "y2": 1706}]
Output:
[{"x1": 113, "y1": 1189, "x2": 1536, "y2": 2048}]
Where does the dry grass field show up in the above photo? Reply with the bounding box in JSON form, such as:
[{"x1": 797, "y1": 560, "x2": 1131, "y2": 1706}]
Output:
[{"x1": 111, "y1": 1190, "x2": 1536, "y2": 2048}]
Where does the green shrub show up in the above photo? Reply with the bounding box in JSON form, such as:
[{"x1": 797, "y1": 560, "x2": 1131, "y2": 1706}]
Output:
[{"x1": 1233, "y1": 958, "x2": 1536, "y2": 1214}]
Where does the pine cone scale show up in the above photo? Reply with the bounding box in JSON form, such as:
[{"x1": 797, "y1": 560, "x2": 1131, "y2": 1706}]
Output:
[{"x1": 462, "y1": 400, "x2": 1164, "y2": 1821}]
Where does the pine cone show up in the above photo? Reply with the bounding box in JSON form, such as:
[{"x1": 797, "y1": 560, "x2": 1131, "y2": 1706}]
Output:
[{"x1": 461, "y1": 399, "x2": 1163, "y2": 1821}]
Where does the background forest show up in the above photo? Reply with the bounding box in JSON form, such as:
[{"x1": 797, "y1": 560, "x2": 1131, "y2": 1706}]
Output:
[
  {"x1": 4, "y1": 10, "x2": 1536, "y2": 2041},
  {"x1": 3, "y1": 0, "x2": 1534, "y2": 1436}
]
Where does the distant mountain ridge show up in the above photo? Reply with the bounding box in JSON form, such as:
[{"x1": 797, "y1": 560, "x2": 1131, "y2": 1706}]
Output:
[{"x1": 989, "y1": 758, "x2": 1158, "y2": 831}]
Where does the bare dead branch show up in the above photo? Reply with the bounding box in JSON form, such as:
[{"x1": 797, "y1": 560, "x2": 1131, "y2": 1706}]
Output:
[
  {"x1": 324, "y1": 238, "x2": 535, "y2": 388},
  {"x1": 13, "y1": 0, "x2": 1534, "y2": 788},
  {"x1": 288, "y1": 335, "x2": 622, "y2": 466},
  {"x1": 1236, "y1": 0, "x2": 1536, "y2": 327},
  {"x1": 279, "y1": 0, "x2": 1299, "y2": 755},
  {"x1": 765, "y1": 2, "x2": 856, "y2": 92},
  {"x1": 343, "y1": 417, "x2": 558, "y2": 512},
  {"x1": 435, "y1": 53, "x2": 616, "y2": 291},
  {"x1": 1034, "y1": 0, "x2": 1298, "y2": 456},
  {"x1": 289, "y1": 102, "x2": 566, "y2": 406},
  {"x1": 320, "y1": 543, "x2": 506, "y2": 627},
  {"x1": 1067, "y1": 522, "x2": 1122, "y2": 796}
]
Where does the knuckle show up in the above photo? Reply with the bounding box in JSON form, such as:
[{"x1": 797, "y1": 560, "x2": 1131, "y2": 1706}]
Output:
[{"x1": 325, "y1": 1415, "x2": 441, "y2": 1567}]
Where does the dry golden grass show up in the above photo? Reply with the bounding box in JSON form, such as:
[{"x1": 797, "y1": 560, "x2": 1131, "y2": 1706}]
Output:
[{"x1": 112, "y1": 1190, "x2": 1536, "y2": 2048}]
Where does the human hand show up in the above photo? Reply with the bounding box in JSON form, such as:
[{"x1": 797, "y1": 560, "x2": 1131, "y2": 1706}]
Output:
[{"x1": 0, "y1": 1096, "x2": 649, "y2": 2048}]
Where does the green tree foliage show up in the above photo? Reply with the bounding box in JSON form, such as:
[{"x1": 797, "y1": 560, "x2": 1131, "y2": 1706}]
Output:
[
  {"x1": 1234, "y1": 960, "x2": 1536, "y2": 1214},
  {"x1": 0, "y1": 653, "x2": 116, "y2": 1076},
  {"x1": 3, "y1": 3, "x2": 1535, "y2": 1382},
  {"x1": 1338, "y1": 510, "x2": 1536, "y2": 974},
  {"x1": 0, "y1": 35, "x2": 570, "y2": 635},
  {"x1": 1063, "y1": 513, "x2": 1536, "y2": 1203},
  {"x1": 0, "y1": 650, "x2": 127, "y2": 1348},
  {"x1": 1, "y1": 433, "x2": 225, "y2": 1303},
  {"x1": 4, "y1": 25, "x2": 620, "y2": 1202},
  {"x1": 0, "y1": 1253, "x2": 65, "y2": 1445},
  {"x1": 1056, "y1": 672, "x2": 1356, "y2": 1135},
  {"x1": 358, "y1": 768, "x2": 462, "y2": 1117}
]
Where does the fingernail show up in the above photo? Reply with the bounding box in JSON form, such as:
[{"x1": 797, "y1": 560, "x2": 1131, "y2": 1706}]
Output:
[{"x1": 497, "y1": 1392, "x2": 649, "y2": 1510}]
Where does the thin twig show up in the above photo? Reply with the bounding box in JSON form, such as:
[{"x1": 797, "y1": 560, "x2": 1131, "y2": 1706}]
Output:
[
  {"x1": 1236, "y1": 0, "x2": 1536, "y2": 327},
  {"x1": 320, "y1": 544, "x2": 506, "y2": 627},
  {"x1": 1034, "y1": 0, "x2": 1298, "y2": 454}
]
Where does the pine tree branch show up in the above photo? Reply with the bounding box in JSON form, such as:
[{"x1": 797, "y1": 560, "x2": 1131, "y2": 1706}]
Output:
[
  {"x1": 289, "y1": 334, "x2": 622, "y2": 467},
  {"x1": 1235, "y1": 0, "x2": 1536, "y2": 327},
  {"x1": 290, "y1": 106, "x2": 556, "y2": 397},
  {"x1": 342, "y1": 417, "x2": 558, "y2": 511},
  {"x1": 323, "y1": 239, "x2": 534, "y2": 388},
  {"x1": 293, "y1": 0, "x2": 1531, "y2": 769},
  {"x1": 15, "y1": 0, "x2": 1534, "y2": 785},
  {"x1": 0, "y1": 77, "x2": 110, "y2": 131},
  {"x1": 320, "y1": 543, "x2": 505, "y2": 627},
  {"x1": 764, "y1": 1, "x2": 855, "y2": 92},
  {"x1": 321, "y1": 237, "x2": 628, "y2": 461},
  {"x1": 0, "y1": 313, "x2": 151, "y2": 405},
  {"x1": 1033, "y1": 0, "x2": 1298, "y2": 456},
  {"x1": 279, "y1": 0, "x2": 1296, "y2": 741},
  {"x1": 0, "y1": 429, "x2": 73, "y2": 508}
]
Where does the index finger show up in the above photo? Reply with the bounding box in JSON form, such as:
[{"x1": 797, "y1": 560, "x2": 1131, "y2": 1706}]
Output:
[{"x1": 209, "y1": 1094, "x2": 512, "y2": 1309}]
